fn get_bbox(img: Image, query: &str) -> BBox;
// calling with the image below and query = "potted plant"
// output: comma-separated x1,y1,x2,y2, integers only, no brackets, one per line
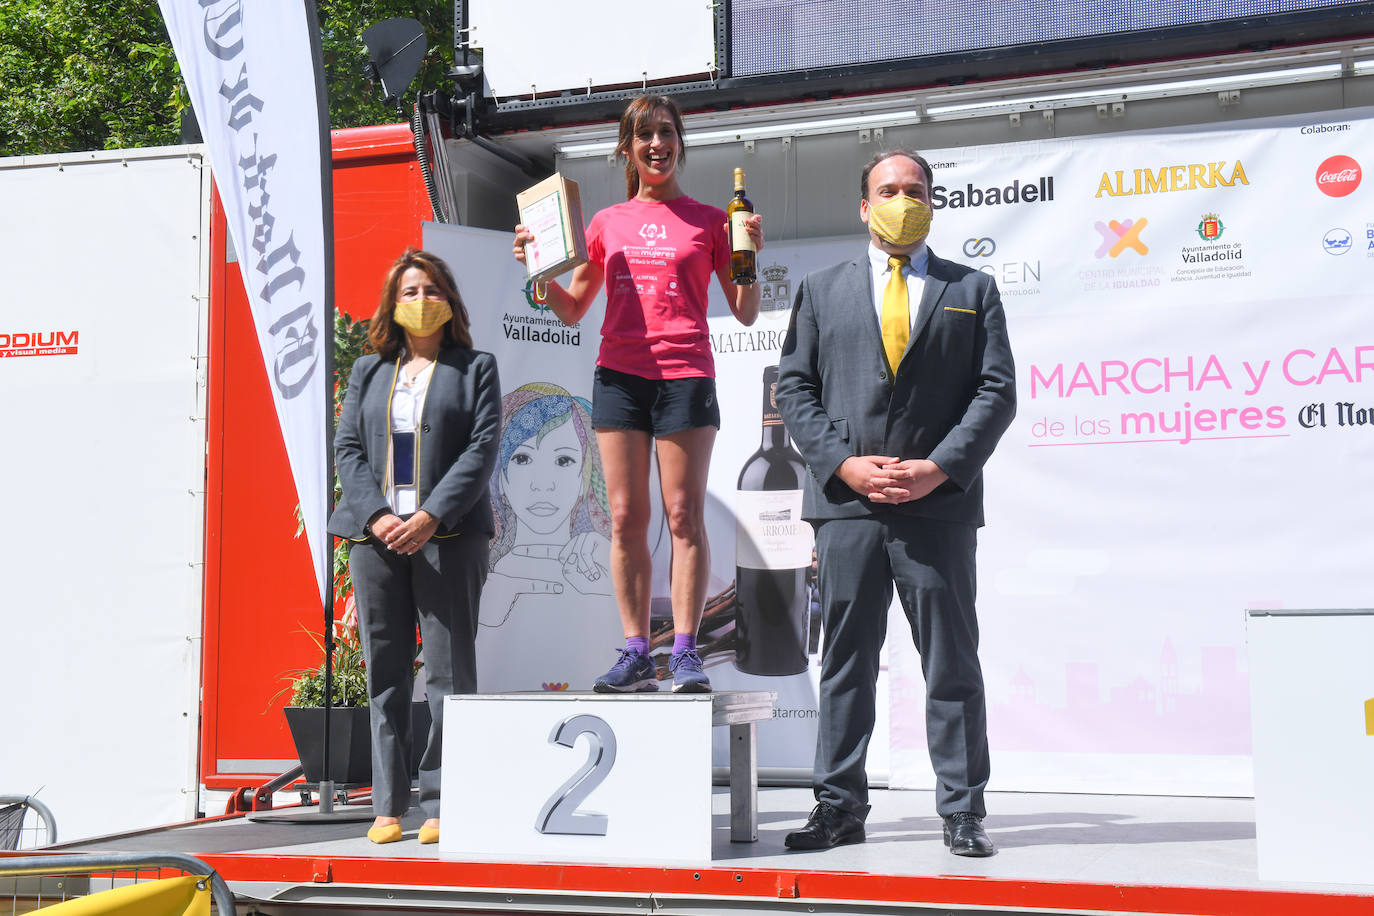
279,309,428,786
281,605,375,785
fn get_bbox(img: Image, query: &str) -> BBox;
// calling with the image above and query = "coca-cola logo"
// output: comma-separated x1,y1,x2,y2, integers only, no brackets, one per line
1315,155,1361,197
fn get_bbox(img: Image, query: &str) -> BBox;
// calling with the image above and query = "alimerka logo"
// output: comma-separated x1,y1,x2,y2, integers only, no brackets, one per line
0,329,79,358
1094,219,1148,258
1315,155,1361,198
1096,161,1249,197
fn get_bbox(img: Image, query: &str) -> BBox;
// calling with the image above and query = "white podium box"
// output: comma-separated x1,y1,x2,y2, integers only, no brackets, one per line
440,691,775,863
1247,608,1374,886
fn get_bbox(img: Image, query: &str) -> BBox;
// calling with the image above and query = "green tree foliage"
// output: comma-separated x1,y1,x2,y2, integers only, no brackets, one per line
0,1,185,155
0,0,456,157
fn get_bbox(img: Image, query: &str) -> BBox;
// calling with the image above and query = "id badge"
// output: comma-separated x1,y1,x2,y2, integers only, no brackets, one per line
392,430,416,487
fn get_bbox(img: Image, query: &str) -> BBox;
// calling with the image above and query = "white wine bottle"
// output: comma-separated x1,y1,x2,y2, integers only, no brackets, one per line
728,167,756,285
734,364,811,676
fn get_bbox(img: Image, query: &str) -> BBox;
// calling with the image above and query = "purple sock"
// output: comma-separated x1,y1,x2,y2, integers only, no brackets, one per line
672,634,697,655
626,636,650,656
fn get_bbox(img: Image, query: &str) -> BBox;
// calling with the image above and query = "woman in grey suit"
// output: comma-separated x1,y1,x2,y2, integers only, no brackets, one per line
329,249,501,845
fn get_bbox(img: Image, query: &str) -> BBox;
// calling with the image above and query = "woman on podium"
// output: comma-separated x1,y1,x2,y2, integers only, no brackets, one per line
329,249,501,845
513,95,763,694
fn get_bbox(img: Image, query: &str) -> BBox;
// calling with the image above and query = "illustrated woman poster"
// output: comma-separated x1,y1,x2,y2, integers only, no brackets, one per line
477,382,624,690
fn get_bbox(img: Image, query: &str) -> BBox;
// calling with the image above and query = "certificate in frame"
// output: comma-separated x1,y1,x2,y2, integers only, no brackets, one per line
517,173,588,284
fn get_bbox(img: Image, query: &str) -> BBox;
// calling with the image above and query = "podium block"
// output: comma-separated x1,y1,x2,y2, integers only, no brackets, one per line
1247,608,1374,885
440,691,774,863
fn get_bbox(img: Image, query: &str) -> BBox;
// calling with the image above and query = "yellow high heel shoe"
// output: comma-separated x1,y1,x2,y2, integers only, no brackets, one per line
417,823,440,845
367,823,403,844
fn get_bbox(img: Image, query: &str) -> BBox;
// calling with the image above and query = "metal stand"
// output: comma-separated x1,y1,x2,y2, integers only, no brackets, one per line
709,691,776,843
246,778,376,824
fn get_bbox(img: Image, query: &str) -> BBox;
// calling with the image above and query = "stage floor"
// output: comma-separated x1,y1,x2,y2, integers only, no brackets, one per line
44,787,1374,914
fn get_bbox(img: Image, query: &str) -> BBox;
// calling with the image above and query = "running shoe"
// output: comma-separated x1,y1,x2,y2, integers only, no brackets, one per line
669,649,711,693
592,649,659,693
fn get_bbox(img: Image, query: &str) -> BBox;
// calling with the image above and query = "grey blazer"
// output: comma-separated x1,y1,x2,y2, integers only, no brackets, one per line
328,348,502,541
775,247,1016,527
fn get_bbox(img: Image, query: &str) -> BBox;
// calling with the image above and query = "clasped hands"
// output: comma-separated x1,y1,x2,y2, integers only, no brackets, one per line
838,455,948,504
369,510,440,556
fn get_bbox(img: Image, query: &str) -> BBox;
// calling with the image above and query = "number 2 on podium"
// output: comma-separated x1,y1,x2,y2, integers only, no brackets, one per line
535,714,618,836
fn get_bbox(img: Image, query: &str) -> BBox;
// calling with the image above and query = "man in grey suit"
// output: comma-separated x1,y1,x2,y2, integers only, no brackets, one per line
775,150,1015,856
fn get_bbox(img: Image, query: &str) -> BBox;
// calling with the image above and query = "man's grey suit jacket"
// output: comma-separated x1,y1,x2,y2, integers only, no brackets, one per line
775,247,1016,527
328,347,502,541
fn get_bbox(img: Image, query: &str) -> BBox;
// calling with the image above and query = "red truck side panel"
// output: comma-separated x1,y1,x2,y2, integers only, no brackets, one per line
201,124,432,789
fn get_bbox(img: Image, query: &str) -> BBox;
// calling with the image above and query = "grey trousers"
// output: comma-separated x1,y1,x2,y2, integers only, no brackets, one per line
349,532,488,818
813,515,988,819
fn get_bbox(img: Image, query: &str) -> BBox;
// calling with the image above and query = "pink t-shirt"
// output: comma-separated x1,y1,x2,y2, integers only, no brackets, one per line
586,195,729,379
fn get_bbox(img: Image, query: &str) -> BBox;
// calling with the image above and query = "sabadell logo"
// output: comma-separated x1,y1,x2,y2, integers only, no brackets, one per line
1315,155,1361,198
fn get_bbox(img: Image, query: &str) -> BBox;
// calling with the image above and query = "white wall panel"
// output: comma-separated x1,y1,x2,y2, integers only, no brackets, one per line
470,0,716,98
0,147,208,841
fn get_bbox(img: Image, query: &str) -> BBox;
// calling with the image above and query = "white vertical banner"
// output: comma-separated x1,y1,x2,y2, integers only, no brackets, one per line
160,0,334,600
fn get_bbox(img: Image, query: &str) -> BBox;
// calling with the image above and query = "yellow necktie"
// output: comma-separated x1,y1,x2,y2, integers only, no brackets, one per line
881,255,910,376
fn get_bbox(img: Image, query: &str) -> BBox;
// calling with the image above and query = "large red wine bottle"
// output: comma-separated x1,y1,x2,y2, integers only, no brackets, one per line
734,364,811,675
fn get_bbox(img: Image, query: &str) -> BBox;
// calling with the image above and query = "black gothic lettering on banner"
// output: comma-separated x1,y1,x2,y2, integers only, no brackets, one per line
203,0,319,400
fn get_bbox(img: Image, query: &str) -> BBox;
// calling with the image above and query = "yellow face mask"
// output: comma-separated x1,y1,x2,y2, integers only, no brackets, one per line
866,195,932,247
394,298,453,336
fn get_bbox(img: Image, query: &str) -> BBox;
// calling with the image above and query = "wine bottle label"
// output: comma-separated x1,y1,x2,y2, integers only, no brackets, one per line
736,489,811,570
730,211,756,253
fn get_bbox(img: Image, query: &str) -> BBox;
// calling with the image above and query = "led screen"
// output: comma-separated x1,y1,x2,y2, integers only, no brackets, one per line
731,0,1369,77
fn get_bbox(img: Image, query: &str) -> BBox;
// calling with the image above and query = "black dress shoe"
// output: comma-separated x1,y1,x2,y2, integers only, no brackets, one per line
943,812,995,857
785,803,866,850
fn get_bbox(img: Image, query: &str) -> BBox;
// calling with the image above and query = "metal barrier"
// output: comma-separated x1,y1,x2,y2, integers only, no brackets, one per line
0,852,235,915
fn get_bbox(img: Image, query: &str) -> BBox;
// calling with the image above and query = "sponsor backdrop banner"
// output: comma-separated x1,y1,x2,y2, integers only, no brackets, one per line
890,110,1373,795
436,106,1371,792
160,0,334,600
